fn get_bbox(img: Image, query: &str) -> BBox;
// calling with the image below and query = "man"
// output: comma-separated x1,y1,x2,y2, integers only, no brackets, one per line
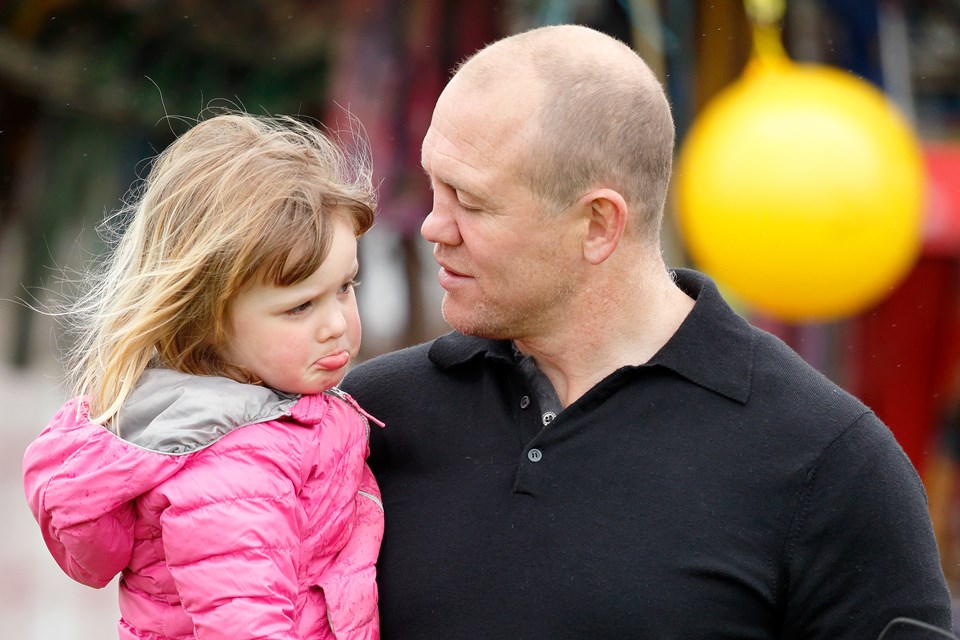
342,24,952,638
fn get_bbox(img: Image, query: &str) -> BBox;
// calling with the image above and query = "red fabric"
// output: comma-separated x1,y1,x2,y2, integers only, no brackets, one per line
849,257,960,476
849,145,960,476
922,144,960,256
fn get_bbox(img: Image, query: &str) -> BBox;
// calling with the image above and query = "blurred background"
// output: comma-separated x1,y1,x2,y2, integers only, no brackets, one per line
3,0,960,636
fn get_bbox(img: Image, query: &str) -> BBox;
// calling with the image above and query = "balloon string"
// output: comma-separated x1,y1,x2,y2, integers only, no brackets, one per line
743,0,790,67
751,23,789,65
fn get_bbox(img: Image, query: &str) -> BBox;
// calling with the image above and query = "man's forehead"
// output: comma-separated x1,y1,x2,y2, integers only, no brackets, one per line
420,127,486,196
423,85,538,162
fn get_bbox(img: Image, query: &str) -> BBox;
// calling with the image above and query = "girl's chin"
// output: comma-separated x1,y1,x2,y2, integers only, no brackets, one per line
304,375,347,395
269,375,343,396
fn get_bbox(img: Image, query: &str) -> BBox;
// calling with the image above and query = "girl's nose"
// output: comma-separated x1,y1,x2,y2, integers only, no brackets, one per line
318,307,347,341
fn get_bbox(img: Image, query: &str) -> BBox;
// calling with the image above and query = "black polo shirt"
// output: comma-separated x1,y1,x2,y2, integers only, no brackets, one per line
342,269,951,639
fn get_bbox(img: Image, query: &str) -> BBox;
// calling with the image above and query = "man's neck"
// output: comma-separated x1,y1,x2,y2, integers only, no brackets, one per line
513,267,694,408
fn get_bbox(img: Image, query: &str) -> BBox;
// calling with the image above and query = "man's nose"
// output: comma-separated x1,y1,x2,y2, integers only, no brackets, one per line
421,195,461,246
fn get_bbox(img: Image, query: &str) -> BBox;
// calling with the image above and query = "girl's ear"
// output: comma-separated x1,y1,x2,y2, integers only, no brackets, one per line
580,188,628,265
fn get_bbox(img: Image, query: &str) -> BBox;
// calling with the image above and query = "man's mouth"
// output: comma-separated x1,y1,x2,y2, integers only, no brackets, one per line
436,257,468,278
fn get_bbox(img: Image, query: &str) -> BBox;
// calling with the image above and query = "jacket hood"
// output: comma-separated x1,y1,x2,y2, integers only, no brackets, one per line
116,368,298,454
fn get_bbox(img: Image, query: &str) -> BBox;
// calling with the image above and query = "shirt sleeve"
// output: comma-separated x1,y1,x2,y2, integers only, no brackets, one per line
160,430,305,640
781,411,953,638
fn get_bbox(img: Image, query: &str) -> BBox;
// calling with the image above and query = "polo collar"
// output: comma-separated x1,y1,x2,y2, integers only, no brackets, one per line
427,268,755,404
648,269,755,404
429,332,514,368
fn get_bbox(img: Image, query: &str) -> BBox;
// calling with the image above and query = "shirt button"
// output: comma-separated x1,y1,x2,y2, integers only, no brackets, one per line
542,411,556,426
527,448,543,462
520,395,530,409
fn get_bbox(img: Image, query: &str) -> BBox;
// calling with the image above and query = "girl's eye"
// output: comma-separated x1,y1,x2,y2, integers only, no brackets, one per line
287,301,312,315
339,280,360,295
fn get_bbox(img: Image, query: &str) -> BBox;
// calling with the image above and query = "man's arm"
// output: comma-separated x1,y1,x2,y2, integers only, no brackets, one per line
781,412,952,638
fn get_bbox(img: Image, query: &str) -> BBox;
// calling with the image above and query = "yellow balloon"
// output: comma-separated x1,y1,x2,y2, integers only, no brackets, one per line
674,60,924,322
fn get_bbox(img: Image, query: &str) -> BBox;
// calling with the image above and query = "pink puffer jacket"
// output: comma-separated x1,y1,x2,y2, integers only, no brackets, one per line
22,369,383,639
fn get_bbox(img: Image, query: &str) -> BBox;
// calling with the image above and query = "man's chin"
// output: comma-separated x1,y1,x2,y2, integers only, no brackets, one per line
442,302,509,340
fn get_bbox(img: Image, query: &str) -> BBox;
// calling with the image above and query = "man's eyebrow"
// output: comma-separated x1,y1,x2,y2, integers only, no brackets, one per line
422,172,473,198
420,155,483,200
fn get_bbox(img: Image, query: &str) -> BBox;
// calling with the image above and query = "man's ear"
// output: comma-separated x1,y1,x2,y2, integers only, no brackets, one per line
581,189,628,265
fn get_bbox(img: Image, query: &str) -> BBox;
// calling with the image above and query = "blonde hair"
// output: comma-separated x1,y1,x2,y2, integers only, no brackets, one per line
66,112,375,426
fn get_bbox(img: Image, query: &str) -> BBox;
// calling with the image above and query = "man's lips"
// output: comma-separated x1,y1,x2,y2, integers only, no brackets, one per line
435,256,472,285
436,264,471,289
441,265,468,277
314,351,350,371
436,257,467,277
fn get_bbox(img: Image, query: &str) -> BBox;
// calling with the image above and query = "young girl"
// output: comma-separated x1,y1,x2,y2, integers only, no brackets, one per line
22,112,384,639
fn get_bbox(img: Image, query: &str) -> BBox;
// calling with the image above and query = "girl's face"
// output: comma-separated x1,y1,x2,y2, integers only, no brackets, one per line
221,218,362,395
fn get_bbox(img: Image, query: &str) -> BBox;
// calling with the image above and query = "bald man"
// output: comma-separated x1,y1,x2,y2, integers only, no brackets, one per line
342,24,951,639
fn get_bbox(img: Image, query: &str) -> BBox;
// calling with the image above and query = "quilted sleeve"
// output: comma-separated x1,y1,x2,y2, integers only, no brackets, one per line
160,423,305,640
22,398,184,588
316,463,383,640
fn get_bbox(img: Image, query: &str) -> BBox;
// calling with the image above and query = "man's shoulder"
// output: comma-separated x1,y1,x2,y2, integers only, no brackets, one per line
743,325,875,438
346,331,505,384
343,338,441,393
341,336,467,424
341,340,434,380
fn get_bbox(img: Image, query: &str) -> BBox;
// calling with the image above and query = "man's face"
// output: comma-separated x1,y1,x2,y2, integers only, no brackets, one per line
420,74,580,340
220,218,362,394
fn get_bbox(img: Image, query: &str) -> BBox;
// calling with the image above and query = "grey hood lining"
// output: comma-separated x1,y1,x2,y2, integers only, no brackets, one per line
114,368,299,455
